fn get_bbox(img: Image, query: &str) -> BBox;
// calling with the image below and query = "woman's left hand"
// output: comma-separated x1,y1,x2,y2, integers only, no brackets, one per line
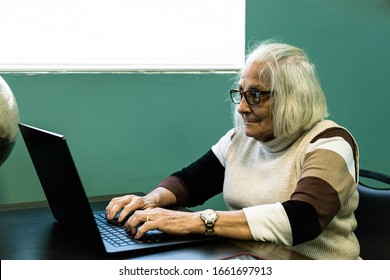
124,208,203,239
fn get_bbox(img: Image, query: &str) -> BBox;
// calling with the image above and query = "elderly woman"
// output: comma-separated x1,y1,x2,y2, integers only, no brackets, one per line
106,41,360,260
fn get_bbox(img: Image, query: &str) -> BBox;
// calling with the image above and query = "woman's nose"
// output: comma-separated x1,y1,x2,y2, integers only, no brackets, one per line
237,96,251,114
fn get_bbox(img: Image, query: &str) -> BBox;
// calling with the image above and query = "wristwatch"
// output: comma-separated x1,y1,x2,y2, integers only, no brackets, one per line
200,209,219,236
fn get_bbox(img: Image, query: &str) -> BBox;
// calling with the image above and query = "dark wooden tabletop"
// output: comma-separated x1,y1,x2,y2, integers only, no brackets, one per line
0,198,310,260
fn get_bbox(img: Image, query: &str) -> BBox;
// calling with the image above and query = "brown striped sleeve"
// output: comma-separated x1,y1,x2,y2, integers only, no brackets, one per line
291,127,358,230
283,127,358,245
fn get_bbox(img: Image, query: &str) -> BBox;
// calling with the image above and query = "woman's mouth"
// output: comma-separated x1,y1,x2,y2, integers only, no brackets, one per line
245,119,259,124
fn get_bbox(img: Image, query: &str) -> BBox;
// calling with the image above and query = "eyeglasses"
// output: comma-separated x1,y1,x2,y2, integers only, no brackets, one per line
229,89,272,105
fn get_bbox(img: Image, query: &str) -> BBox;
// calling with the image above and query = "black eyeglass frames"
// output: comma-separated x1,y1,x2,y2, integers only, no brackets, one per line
229,89,272,105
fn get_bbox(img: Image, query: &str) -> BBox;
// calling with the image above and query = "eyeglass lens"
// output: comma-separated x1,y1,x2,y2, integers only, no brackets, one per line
230,90,263,105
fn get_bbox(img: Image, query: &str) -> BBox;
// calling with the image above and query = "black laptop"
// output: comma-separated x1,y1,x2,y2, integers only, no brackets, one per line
18,123,213,255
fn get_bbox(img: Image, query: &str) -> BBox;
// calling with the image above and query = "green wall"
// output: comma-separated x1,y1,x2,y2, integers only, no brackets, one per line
1,0,390,208
0,73,234,208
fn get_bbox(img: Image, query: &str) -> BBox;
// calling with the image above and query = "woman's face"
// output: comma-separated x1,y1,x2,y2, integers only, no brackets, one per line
237,62,275,142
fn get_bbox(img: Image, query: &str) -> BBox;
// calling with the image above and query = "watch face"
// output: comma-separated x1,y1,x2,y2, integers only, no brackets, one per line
203,209,217,220
201,209,218,236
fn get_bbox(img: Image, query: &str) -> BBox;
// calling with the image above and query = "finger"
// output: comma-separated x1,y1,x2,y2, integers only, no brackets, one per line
105,195,133,220
134,221,157,239
105,198,120,220
105,197,119,217
118,195,149,222
124,210,150,236
117,202,138,223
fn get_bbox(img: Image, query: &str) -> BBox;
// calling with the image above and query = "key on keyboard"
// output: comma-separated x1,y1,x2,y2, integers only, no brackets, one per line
94,213,138,247
94,213,161,247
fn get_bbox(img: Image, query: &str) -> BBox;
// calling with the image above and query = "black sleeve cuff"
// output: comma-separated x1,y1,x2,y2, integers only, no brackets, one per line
282,200,322,245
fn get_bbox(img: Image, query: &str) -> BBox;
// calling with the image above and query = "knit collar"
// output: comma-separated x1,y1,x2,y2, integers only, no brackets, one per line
259,129,305,153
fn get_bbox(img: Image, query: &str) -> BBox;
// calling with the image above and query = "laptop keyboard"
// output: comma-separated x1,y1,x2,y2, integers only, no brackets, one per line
94,213,154,247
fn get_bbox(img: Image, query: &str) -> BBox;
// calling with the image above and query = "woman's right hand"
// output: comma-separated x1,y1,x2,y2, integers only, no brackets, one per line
105,194,157,224
105,187,177,224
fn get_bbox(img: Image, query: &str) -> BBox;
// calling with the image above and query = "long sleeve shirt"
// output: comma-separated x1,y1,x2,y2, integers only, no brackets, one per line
157,120,360,260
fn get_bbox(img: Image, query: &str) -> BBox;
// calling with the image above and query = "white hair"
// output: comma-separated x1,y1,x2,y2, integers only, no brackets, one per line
233,40,328,137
